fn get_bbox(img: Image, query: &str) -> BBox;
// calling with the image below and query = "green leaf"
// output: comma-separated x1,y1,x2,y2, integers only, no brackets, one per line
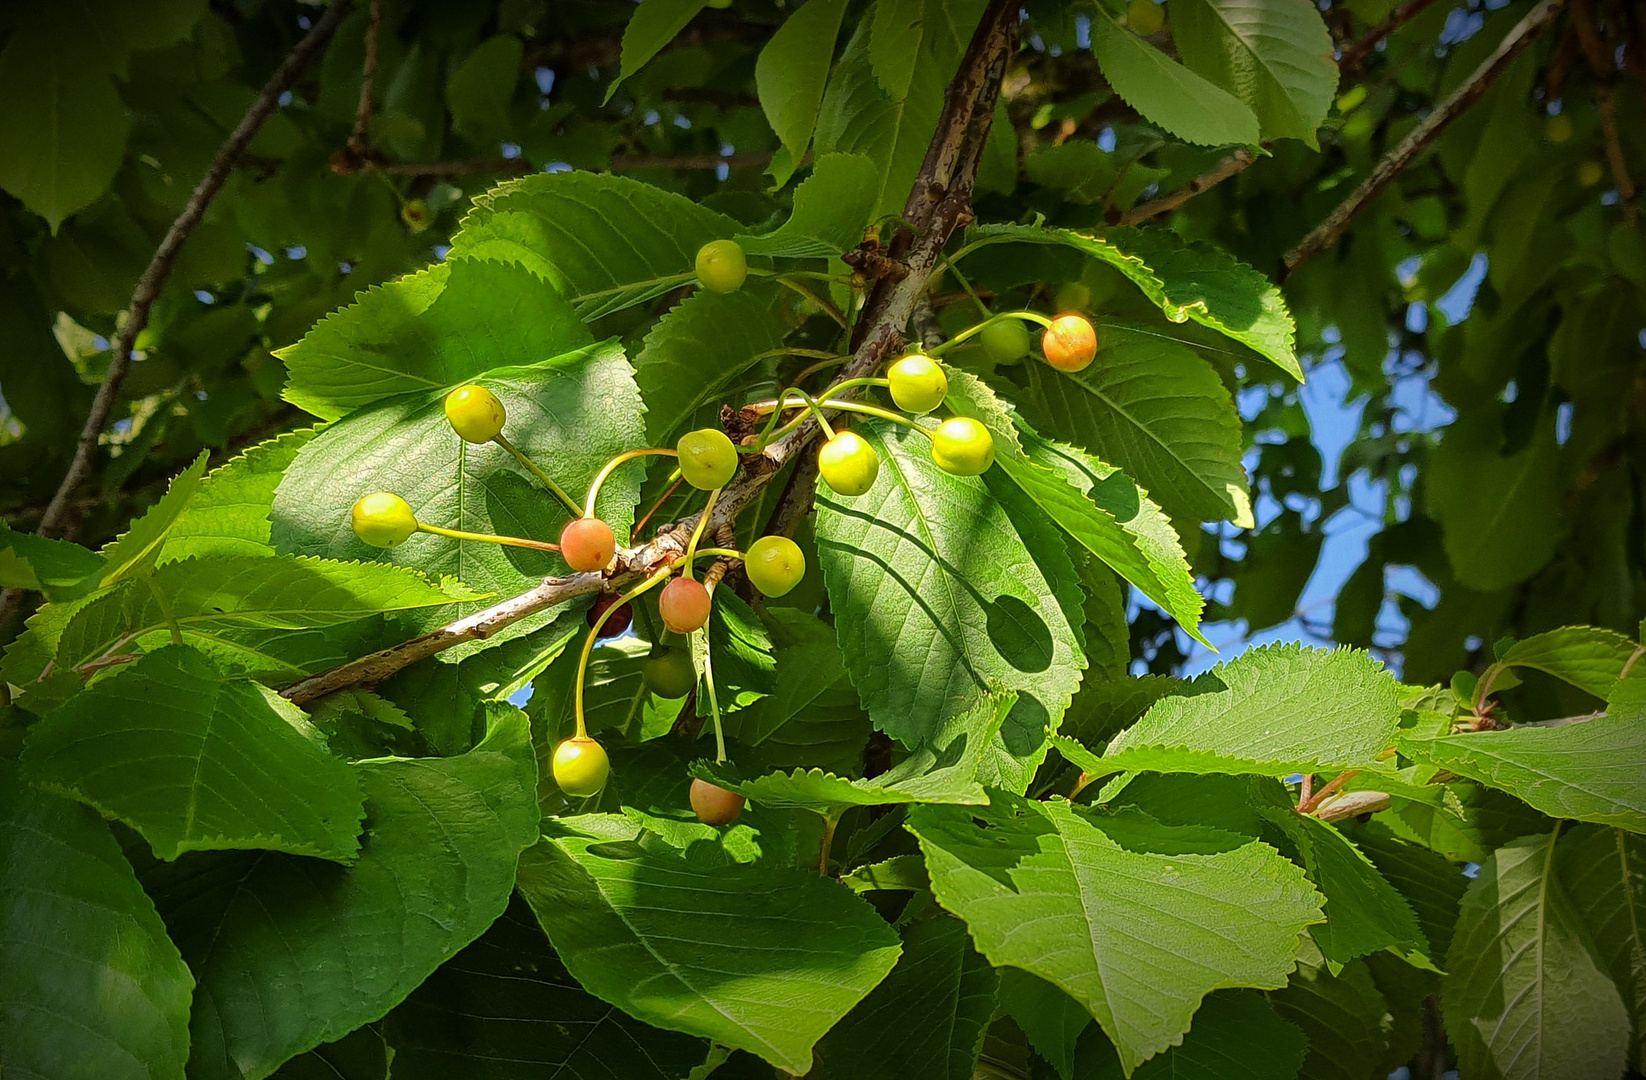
50,554,480,675
140,705,540,1080
1088,7,1260,148
696,589,778,714
1495,625,1643,701
815,2,989,218
1443,831,1631,1080
821,913,999,1080
1352,822,1470,961
0,520,105,599
1077,989,1308,1080
0,760,194,1080
813,421,1086,747
0,28,130,228
738,153,878,258
604,0,711,104
998,969,1092,1080
1063,672,1181,748
163,428,323,563
1557,824,1646,1070
1170,0,1338,146
756,0,851,174
446,35,523,142
276,258,592,421
1015,325,1251,526
517,814,903,1073
267,1026,387,1080
1097,644,1401,779
97,450,210,584
907,792,1322,1074
1265,938,1393,1080
1400,681,1646,834
942,369,1206,639
868,0,926,99
965,223,1300,379
272,344,645,631
22,645,364,863
451,172,741,320
719,610,873,776
384,896,710,1079
691,691,1014,816
1259,807,1428,964
633,286,787,444
1425,409,1563,591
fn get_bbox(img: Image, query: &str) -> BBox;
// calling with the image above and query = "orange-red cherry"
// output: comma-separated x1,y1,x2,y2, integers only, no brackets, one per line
659,577,712,634
690,779,746,826
560,517,616,572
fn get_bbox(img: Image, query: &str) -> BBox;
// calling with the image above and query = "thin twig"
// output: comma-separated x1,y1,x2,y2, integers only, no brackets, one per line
346,0,382,161
280,2,1020,707
1282,0,1567,278
1338,0,1446,72
1572,0,1638,222
1116,148,1256,225
0,0,355,637
368,157,533,177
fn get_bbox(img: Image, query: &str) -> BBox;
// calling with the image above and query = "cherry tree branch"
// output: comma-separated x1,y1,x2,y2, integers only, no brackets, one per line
279,0,1021,706
346,0,382,161
1282,0,1566,278
0,0,354,638
1338,0,1445,73
1116,147,1256,225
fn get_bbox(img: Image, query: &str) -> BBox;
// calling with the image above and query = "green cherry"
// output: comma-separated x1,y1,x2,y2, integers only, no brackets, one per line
887,353,948,413
552,736,610,797
641,648,697,699
745,535,806,597
677,428,739,490
980,320,1032,363
560,517,617,572
818,430,879,496
931,417,995,476
351,492,418,547
690,778,746,826
1127,0,1165,34
694,239,748,293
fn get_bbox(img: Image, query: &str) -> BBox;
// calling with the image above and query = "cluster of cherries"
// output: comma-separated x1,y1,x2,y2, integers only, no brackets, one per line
348,238,1100,826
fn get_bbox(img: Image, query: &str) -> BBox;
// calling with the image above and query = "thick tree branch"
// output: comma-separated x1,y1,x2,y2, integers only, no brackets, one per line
280,1,1021,706
1282,0,1566,278
0,0,354,638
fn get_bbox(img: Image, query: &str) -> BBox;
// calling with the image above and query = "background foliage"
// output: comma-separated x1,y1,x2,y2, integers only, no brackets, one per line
2,0,1645,1078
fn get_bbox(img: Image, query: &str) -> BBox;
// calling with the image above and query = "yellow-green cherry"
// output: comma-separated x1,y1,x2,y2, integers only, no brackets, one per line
351,492,418,547
745,535,806,597
444,384,506,443
694,239,748,293
1128,0,1165,34
818,430,879,496
887,353,948,413
552,736,610,797
677,428,738,490
931,417,995,476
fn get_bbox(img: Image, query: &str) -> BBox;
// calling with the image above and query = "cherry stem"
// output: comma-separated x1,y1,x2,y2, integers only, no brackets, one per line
818,813,839,876
1298,770,1360,816
700,582,728,764
691,546,746,561
771,275,848,328
681,488,721,575
146,577,183,646
945,261,992,317
929,310,1055,357
631,475,685,542
416,522,560,552
790,354,855,385
493,433,581,516
574,568,673,739
570,271,695,305
585,448,679,518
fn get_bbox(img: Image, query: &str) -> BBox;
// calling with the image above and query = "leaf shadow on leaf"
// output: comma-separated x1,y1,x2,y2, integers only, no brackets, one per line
815,501,1055,677
1003,693,1052,755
